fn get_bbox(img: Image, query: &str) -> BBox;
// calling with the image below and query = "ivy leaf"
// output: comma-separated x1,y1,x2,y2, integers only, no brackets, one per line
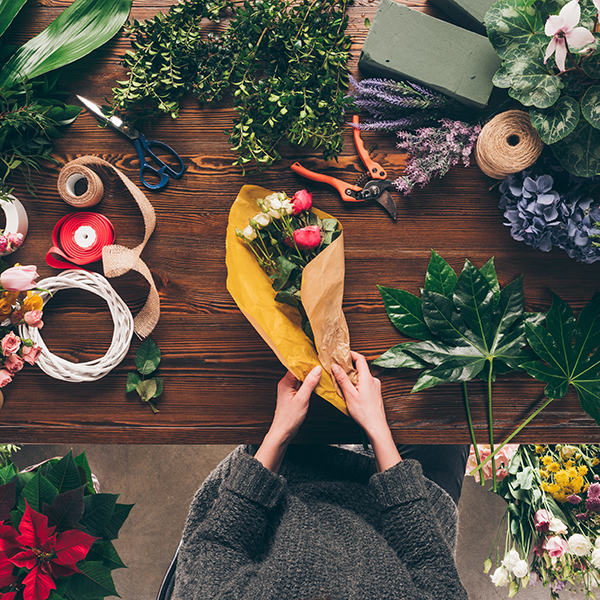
522,293,600,425
581,85,600,130
134,338,161,375
530,96,580,144
552,119,600,177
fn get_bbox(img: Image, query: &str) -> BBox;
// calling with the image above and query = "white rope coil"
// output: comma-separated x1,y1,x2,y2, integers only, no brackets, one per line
19,270,134,382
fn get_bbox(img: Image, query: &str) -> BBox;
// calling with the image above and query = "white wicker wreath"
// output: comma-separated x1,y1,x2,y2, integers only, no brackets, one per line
18,269,134,382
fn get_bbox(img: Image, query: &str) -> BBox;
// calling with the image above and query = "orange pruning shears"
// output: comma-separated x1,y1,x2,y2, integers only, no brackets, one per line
291,115,397,220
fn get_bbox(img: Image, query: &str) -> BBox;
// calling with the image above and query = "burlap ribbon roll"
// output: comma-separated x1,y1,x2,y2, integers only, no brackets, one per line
57,163,104,207
58,156,160,339
475,110,544,179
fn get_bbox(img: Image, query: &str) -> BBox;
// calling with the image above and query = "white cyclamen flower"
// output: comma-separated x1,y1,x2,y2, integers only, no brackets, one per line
568,533,592,556
242,225,257,241
512,559,529,579
502,549,521,571
252,213,272,228
490,566,511,587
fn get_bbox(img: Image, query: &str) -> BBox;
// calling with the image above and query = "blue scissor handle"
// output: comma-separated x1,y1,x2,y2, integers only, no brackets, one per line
133,135,185,190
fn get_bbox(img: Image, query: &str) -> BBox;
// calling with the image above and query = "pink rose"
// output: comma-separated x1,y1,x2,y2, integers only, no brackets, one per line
9,310,22,325
0,369,12,388
291,189,312,215
21,344,42,366
4,354,23,374
535,509,550,531
544,536,569,558
0,265,38,291
24,310,43,329
0,237,8,254
1,332,20,356
7,233,23,250
293,225,321,250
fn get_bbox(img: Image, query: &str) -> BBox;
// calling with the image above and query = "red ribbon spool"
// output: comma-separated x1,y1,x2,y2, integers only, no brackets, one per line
46,212,115,270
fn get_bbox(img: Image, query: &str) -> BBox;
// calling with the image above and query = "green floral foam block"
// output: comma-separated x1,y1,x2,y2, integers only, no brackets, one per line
358,0,501,110
428,0,495,35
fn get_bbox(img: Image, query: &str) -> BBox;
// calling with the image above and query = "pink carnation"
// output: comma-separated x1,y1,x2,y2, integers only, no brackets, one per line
291,189,312,215
1,332,20,356
21,344,42,366
24,310,43,329
293,225,321,250
4,354,23,374
0,369,12,388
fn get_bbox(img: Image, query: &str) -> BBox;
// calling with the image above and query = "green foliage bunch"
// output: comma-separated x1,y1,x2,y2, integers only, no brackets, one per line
485,0,600,177
112,0,353,170
126,338,163,413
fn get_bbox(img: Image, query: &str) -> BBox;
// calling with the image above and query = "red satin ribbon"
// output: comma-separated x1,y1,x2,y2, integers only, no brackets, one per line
46,212,115,270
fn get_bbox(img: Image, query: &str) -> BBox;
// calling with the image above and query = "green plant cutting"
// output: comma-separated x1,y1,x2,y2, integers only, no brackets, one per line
486,0,600,177
111,0,353,171
374,251,600,490
126,337,163,413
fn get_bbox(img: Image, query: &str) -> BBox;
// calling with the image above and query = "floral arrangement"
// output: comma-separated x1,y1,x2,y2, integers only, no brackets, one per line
499,152,600,264
235,189,340,340
466,444,520,484
0,265,45,389
0,450,132,600
486,444,600,598
0,233,23,257
485,0,600,178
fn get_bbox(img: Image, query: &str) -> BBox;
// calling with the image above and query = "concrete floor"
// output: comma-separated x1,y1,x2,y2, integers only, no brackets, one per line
10,445,588,600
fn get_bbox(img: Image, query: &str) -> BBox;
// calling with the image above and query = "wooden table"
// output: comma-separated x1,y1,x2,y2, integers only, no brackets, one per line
2,0,598,445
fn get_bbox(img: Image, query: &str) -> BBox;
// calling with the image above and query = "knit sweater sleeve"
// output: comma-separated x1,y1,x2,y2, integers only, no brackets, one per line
173,450,285,600
370,459,468,600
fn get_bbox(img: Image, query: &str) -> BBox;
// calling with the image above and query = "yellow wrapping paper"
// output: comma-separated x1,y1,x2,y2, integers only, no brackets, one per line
226,184,355,415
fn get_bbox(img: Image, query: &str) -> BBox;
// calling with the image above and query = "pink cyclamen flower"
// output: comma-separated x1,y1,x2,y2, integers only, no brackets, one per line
21,345,42,366
544,0,595,72
544,536,569,558
24,309,43,329
291,190,313,215
4,355,23,374
0,332,20,357
534,509,551,531
0,370,12,388
0,265,38,292
293,225,322,250
7,233,23,250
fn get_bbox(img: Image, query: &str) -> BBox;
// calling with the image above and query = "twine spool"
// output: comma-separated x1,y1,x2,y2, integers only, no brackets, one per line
475,110,544,179
57,164,104,207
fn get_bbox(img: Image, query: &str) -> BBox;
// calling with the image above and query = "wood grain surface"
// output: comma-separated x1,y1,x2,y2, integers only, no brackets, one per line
2,0,599,444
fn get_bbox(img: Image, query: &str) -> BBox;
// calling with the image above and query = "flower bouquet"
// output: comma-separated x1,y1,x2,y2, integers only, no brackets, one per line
486,444,600,598
226,185,356,414
0,450,132,600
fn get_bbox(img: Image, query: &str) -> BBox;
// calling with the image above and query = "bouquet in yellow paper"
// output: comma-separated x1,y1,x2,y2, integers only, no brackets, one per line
226,185,355,414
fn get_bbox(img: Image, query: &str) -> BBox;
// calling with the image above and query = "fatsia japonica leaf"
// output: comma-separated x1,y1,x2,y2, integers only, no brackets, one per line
522,293,600,424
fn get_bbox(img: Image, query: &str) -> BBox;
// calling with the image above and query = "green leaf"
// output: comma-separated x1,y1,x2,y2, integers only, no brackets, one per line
0,0,28,37
136,379,157,402
125,372,141,393
87,540,127,570
152,377,163,399
47,450,82,493
0,0,133,89
102,502,133,540
135,338,161,375
67,561,119,599
377,285,431,341
479,257,500,307
552,119,600,177
74,451,96,495
424,250,457,298
581,85,600,130
271,256,297,292
81,493,118,537
530,96,580,144
18,471,58,515
42,486,85,530
0,479,16,522
274,288,300,307
523,293,600,424
372,343,428,369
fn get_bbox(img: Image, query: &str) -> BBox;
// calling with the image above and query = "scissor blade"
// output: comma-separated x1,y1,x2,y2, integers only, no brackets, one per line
77,95,134,138
375,190,397,220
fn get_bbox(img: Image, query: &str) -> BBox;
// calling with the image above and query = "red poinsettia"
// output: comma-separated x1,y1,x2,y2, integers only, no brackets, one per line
0,501,97,600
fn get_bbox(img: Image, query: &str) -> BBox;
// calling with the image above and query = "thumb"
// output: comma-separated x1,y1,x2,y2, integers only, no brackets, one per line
332,364,356,398
296,365,322,401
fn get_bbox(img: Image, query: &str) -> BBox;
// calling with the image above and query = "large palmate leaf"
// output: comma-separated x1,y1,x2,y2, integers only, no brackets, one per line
530,96,580,144
374,252,536,392
552,119,600,177
0,0,132,89
522,293,600,425
0,0,28,38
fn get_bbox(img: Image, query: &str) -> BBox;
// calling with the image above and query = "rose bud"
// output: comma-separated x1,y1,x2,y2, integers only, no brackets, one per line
22,344,42,365
291,189,313,215
0,265,38,291
0,369,12,388
7,233,23,249
0,237,8,254
24,310,43,329
293,225,321,250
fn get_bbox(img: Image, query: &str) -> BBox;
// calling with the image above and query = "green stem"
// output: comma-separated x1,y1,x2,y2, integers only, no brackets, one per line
462,382,485,486
470,397,555,476
488,363,496,492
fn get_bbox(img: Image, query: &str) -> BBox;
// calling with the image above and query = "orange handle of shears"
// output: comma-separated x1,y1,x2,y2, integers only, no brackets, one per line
352,115,387,180
290,162,364,202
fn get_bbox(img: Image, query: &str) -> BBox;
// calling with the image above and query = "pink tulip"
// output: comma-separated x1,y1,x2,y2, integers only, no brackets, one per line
544,536,569,558
1,332,20,357
0,369,12,388
293,225,321,250
21,345,42,366
4,354,23,374
24,310,43,329
534,509,550,531
0,265,38,292
291,189,313,215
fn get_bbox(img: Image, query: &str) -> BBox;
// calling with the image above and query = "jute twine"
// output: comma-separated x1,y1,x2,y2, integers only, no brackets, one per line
57,164,104,208
475,110,544,179
58,156,160,339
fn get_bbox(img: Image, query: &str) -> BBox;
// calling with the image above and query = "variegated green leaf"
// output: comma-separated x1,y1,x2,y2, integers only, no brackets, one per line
581,85,600,129
530,96,580,144
552,119,600,177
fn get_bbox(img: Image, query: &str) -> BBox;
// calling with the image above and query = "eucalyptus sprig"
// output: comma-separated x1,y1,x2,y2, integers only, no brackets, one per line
125,338,163,413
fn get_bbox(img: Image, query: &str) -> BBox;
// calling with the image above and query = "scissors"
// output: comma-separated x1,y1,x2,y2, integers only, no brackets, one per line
291,115,399,220
77,95,185,190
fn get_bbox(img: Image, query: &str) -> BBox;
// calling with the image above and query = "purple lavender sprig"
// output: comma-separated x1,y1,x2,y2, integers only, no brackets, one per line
347,76,465,131
393,119,480,195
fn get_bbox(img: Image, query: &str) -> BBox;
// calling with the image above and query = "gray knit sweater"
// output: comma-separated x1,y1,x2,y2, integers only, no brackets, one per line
172,445,468,600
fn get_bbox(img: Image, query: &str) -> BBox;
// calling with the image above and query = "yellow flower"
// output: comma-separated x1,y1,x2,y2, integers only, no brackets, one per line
571,476,584,494
555,471,570,486
548,462,561,473
567,467,578,479
542,456,553,465
542,481,551,492
22,291,43,313
566,460,575,469
549,483,561,494
535,445,546,454
593,458,600,466
539,469,550,479
578,465,589,476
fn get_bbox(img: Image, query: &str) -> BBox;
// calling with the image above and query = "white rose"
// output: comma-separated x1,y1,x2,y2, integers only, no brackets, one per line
281,199,294,215
512,559,529,578
561,445,577,460
268,209,283,219
491,566,511,587
502,549,521,571
591,548,600,568
252,213,271,228
268,198,282,210
242,225,257,241
264,193,279,203
568,533,592,556
595,537,600,549
549,517,567,535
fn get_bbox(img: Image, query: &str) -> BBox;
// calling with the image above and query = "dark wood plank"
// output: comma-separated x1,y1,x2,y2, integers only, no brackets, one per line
1,0,598,444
